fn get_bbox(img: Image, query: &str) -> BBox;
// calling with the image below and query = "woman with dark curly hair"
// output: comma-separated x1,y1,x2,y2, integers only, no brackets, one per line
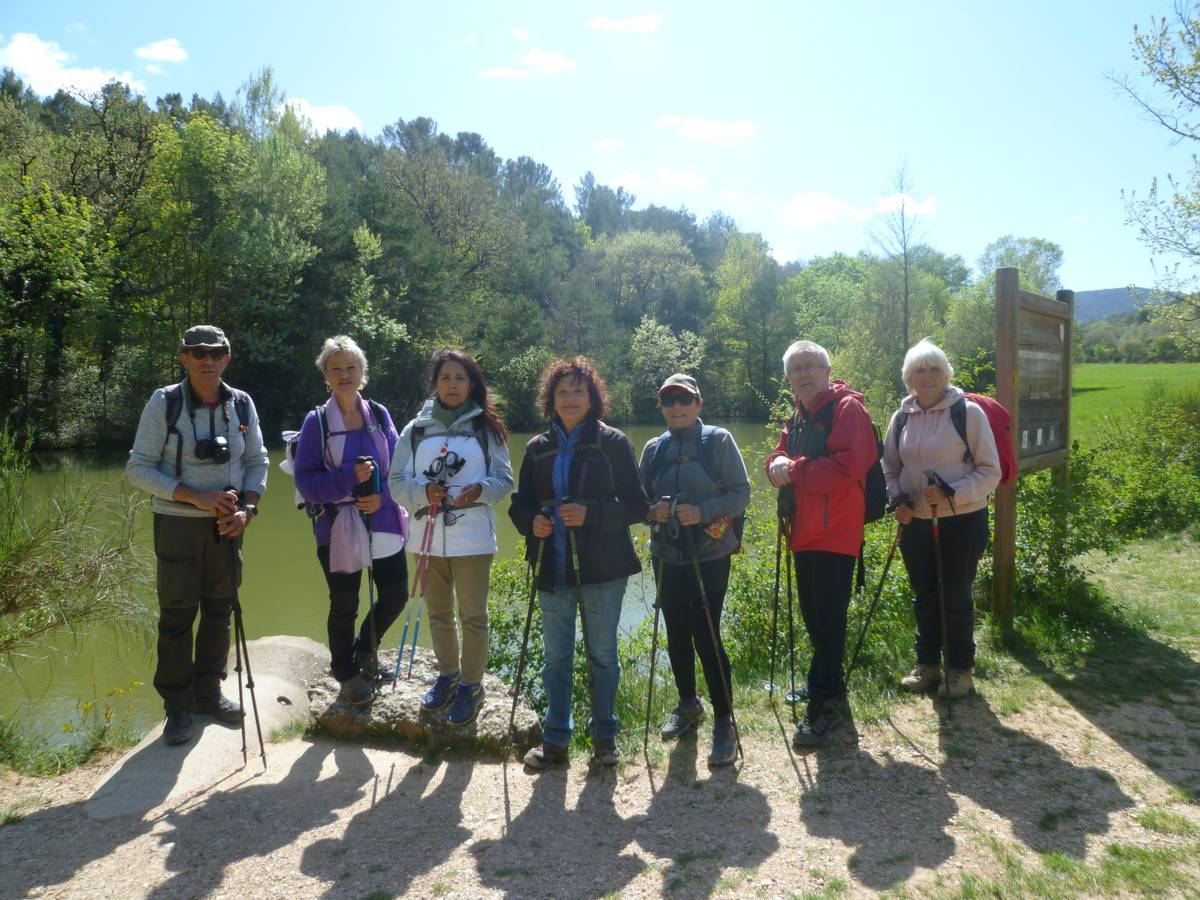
509,357,650,769
389,349,513,726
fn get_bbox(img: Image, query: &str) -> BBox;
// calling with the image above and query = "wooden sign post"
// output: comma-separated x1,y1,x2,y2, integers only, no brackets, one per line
992,267,1074,622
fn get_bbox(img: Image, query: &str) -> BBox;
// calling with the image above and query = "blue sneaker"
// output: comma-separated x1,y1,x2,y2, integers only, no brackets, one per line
447,682,485,726
421,672,460,711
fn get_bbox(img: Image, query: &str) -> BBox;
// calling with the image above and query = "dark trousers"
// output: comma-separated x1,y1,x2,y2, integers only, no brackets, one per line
317,545,409,682
900,507,989,671
656,555,733,717
153,514,240,713
793,550,856,703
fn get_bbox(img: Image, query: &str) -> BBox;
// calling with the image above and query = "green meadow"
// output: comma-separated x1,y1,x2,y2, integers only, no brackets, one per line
1071,362,1200,445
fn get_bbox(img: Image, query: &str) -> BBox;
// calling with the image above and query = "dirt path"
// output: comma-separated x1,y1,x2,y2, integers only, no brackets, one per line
3,676,1199,899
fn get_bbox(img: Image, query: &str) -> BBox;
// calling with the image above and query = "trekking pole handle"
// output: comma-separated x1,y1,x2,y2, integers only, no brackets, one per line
352,456,381,496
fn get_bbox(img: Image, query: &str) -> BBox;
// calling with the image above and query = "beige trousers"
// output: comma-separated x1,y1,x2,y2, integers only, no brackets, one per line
422,554,493,684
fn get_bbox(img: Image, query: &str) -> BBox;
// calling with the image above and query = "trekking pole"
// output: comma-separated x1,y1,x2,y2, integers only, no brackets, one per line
508,531,546,735
768,516,783,698
394,512,436,688
226,536,266,770
925,470,952,721
844,522,905,681
642,553,664,752
231,595,247,765
355,457,381,680
784,523,798,724
564,502,600,747
682,519,743,761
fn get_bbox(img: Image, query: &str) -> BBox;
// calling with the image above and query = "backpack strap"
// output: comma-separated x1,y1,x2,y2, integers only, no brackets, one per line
949,397,973,464
163,382,186,478
892,410,909,450
696,425,724,488
230,389,251,435
647,430,674,486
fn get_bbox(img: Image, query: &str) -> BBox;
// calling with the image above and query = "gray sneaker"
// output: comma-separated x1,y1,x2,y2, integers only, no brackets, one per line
707,715,738,767
660,697,706,740
339,674,374,707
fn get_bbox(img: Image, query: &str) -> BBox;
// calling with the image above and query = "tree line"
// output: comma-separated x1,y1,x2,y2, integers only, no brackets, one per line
1,66,1067,448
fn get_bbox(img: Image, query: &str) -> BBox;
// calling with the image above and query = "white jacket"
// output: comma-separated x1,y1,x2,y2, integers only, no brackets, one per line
389,399,514,556
882,386,1001,519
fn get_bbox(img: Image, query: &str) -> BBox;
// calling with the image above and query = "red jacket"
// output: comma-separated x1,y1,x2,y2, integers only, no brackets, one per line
765,381,877,557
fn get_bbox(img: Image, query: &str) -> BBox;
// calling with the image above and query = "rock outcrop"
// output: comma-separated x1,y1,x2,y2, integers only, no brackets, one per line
310,646,541,753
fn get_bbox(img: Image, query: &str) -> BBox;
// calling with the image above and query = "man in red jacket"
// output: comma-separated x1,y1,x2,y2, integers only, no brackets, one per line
766,340,878,747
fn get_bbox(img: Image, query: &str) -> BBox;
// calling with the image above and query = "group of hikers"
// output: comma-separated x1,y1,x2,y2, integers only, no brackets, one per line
126,324,1001,770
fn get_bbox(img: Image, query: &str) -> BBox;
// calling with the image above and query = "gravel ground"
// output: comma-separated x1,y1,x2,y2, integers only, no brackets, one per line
2,684,1199,899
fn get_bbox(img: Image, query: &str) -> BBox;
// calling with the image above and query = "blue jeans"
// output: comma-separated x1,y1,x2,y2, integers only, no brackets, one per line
538,577,626,746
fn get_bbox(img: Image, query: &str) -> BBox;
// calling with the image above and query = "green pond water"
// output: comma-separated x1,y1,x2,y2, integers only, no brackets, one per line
3,422,772,743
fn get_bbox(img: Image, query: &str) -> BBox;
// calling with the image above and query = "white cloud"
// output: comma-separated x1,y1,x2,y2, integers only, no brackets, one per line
594,137,623,153
653,115,760,147
658,167,704,190
65,22,86,34
587,13,663,34
144,63,163,75
510,26,531,41
778,191,937,230
519,48,575,74
0,32,145,95
480,47,576,80
464,34,476,44
282,98,363,134
1069,215,1089,223
135,37,186,63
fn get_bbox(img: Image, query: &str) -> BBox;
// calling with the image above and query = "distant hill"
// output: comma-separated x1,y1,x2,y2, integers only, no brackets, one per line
1073,287,1155,324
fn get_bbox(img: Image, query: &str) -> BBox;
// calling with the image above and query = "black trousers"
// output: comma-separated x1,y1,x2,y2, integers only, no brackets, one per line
899,507,989,671
656,555,733,717
793,550,857,703
317,544,409,682
153,514,240,713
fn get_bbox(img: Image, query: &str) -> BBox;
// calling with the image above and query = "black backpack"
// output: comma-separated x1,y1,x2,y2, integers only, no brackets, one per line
163,381,251,478
648,425,747,547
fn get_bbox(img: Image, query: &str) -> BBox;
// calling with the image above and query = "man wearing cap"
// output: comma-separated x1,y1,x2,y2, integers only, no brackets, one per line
126,325,270,745
765,341,878,748
639,374,750,766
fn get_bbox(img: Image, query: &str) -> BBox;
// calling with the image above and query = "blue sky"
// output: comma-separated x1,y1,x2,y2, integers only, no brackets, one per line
1,1,1186,290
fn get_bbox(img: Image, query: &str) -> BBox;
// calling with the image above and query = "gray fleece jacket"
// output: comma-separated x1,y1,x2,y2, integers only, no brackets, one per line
126,380,270,517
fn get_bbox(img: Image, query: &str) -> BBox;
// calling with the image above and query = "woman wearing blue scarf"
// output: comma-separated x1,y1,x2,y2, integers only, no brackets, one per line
509,357,649,770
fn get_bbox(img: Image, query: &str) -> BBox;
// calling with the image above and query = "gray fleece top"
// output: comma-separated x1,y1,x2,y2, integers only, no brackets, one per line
126,380,270,517
639,419,751,564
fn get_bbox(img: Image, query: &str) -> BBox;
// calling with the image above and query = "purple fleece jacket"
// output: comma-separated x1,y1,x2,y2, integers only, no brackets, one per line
294,402,405,547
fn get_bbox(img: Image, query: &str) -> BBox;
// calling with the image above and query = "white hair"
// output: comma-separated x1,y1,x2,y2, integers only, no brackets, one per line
901,339,954,391
782,340,831,375
316,335,369,386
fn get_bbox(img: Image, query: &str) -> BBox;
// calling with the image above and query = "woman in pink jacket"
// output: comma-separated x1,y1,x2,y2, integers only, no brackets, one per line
882,340,1001,700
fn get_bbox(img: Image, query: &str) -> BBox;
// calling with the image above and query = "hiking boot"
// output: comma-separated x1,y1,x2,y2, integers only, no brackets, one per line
590,738,621,767
900,663,942,693
421,672,460,711
660,697,705,740
339,674,375,707
523,742,568,770
447,682,485,726
192,694,243,723
785,684,810,704
707,715,738,768
792,700,843,748
163,709,193,745
938,668,973,699
356,648,395,683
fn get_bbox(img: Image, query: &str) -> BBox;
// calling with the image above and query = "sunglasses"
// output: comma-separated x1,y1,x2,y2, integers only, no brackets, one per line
184,346,229,361
659,393,696,408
